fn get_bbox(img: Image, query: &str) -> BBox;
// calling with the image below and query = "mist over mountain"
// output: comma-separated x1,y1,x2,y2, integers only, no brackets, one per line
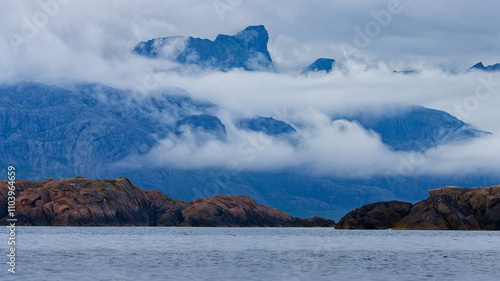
2,14,500,220
469,62,500,72
237,116,296,136
133,25,274,71
337,106,487,151
1,80,498,219
303,58,337,74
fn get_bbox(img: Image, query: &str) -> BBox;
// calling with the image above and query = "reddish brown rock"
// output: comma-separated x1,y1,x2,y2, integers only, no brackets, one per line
335,201,412,229
0,177,161,226
295,216,336,227
181,195,299,227
394,186,500,230
336,185,500,230
0,177,334,227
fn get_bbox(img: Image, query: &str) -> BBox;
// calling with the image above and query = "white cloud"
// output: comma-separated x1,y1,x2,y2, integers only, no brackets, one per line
2,0,500,178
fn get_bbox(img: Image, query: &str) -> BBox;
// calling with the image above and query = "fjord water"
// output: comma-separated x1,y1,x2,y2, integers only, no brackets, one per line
4,227,499,281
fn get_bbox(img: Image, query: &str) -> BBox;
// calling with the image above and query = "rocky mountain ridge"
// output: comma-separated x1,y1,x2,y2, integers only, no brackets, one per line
468,62,500,72
133,25,274,71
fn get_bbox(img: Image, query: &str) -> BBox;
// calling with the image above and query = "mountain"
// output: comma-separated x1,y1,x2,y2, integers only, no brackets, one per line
303,58,336,74
0,177,334,227
0,82,214,177
133,25,274,71
336,106,487,151
176,114,227,142
392,70,418,75
237,116,296,135
468,62,500,72
0,82,496,220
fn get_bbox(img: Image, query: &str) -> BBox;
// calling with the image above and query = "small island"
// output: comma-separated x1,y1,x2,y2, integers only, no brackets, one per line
336,185,500,230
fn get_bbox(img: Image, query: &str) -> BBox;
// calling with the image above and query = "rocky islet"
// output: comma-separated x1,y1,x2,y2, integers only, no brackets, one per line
336,185,500,230
0,177,335,227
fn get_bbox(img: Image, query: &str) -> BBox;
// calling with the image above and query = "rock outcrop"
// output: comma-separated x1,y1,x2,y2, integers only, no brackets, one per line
0,177,335,227
182,195,297,227
394,186,500,230
335,201,412,229
295,216,337,227
337,185,500,230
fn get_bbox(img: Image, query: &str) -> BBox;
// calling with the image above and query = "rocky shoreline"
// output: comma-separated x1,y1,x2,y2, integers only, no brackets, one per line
0,177,334,227
2,177,499,229
336,185,500,230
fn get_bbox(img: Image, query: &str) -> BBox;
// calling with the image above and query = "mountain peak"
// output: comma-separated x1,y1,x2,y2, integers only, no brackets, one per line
133,25,273,71
235,25,269,48
303,58,336,74
240,25,267,34
472,62,485,69
469,61,500,72
244,25,266,31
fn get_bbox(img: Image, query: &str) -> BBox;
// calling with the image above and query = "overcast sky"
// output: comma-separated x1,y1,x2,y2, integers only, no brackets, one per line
1,0,500,178
1,0,499,74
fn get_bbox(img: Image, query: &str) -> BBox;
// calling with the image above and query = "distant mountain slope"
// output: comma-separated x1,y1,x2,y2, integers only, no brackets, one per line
133,25,274,71
303,58,336,74
0,82,214,177
175,114,227,142
468,62,500,72
336,106,487,151
237,116,296,135
392,70,418,75
0,82,494,220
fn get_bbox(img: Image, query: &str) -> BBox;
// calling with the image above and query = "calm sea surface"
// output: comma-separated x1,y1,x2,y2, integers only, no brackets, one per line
2,227,499,280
